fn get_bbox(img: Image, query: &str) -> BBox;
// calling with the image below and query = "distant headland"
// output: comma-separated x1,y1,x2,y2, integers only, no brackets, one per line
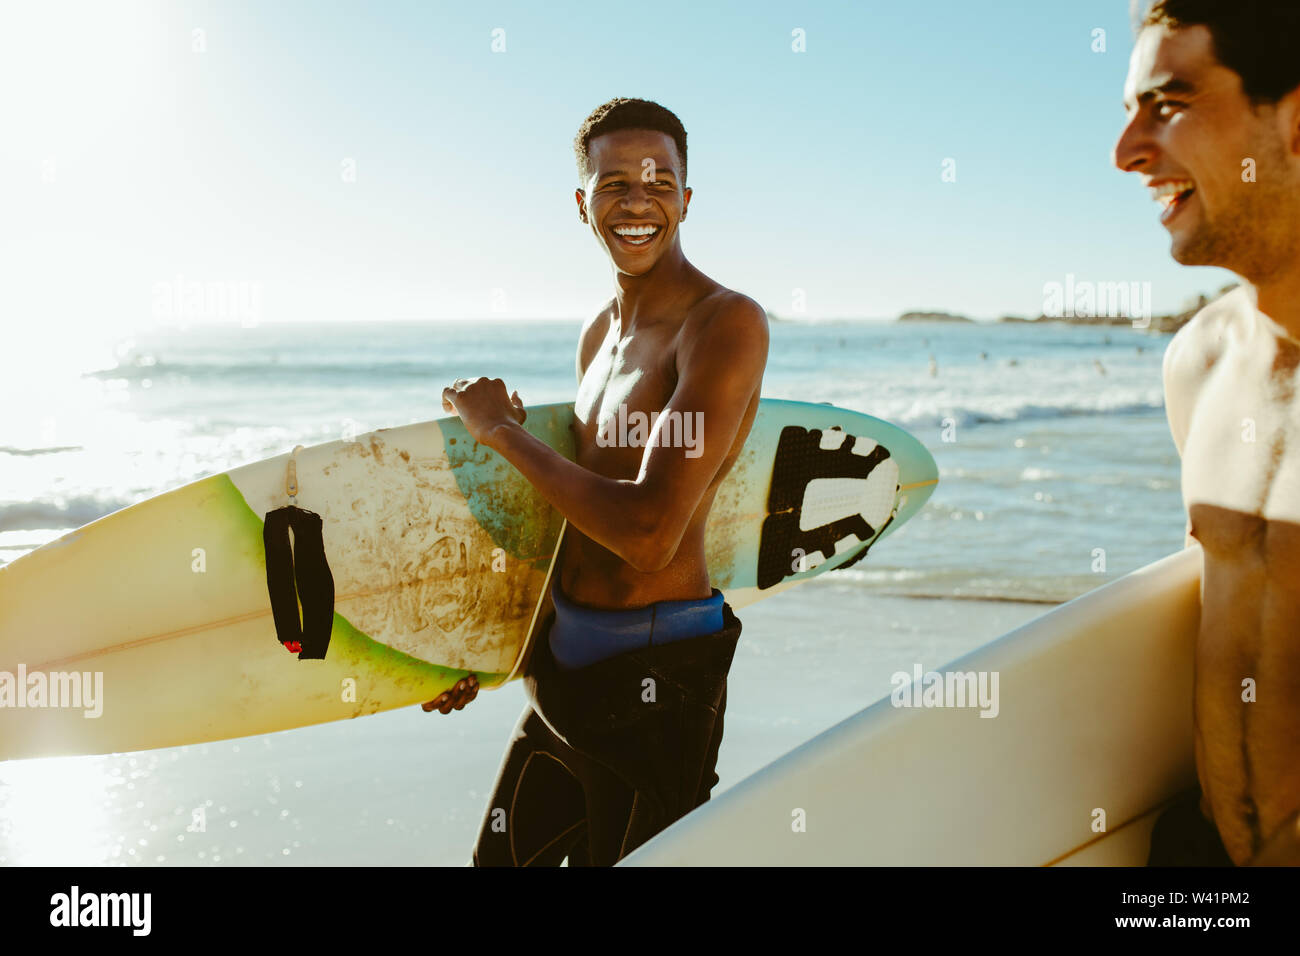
894,283,1240,333
896,311,975,324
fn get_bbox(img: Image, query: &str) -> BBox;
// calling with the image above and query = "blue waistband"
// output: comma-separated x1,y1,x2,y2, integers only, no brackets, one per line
547,578,726,670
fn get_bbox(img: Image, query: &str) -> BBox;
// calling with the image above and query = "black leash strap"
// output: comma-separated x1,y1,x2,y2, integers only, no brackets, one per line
263,506,335,660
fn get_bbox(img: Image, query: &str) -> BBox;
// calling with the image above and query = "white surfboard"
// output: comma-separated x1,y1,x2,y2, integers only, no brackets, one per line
0,400,937,760
620,547,1202,866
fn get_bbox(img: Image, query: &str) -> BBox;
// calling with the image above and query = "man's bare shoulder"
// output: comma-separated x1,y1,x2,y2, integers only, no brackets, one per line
711,289,769,324
1165,286,1248,382
1163,286,1249,453
680,289,769,359
576,299,616,380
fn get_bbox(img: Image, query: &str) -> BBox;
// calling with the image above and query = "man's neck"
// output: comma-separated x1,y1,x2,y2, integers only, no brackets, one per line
1249,257,1300,342
612,245,698,328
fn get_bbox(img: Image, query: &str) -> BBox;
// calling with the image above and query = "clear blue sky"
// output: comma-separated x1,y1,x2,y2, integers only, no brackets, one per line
3,0,1236,335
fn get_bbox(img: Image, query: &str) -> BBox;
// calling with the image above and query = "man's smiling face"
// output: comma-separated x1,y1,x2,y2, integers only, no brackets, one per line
578,128,691,275
1113,24,1299,280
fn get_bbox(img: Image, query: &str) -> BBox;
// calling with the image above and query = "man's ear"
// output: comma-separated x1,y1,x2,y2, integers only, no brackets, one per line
574,187,588,222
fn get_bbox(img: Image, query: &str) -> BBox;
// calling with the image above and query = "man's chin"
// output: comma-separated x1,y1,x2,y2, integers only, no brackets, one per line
612,256,658,276
1169,242,1206,266
1168,231,1219,268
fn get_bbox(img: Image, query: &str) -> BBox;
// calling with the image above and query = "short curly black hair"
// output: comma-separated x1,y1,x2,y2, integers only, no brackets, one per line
573,98,688,186
1134,0,1300,105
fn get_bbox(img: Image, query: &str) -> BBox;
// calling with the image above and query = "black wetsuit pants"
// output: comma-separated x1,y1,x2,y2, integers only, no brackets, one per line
1147,788,1234,866
471,603,742,866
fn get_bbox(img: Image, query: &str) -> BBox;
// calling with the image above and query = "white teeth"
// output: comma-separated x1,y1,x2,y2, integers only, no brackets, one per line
613,225,659,236
1149,180,1195,207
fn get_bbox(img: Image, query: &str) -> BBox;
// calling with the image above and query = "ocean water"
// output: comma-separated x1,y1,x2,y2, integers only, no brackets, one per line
1,318,1185,599
0,317,1187,865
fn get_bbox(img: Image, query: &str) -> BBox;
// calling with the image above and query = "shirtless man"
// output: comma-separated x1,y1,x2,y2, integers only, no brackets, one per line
1113,1,1300,865
427,98,769,865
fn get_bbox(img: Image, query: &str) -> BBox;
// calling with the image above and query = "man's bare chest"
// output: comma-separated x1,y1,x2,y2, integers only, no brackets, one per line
1182,343,1300,550
574,327,679,475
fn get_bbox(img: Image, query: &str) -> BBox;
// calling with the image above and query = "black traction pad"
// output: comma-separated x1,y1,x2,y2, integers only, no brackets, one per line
757,425,898,590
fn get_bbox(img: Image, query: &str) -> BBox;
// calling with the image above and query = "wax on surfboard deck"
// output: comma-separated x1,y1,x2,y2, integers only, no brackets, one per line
620,547,1202,866
0,399,937,761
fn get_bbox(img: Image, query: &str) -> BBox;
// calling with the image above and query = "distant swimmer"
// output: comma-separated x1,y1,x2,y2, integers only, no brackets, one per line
928,354,938,378
1094,359,1108,375
979,351,989,361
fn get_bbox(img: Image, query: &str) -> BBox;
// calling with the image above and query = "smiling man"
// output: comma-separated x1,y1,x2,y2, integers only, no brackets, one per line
1113,0,1300,865
429,98,769,866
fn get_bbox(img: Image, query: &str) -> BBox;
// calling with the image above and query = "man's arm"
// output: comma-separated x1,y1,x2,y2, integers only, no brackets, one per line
1164,294,1240,547
457,297,768,572
1162,329,1198,548
1248,808,1300,865
1162,330,1194,458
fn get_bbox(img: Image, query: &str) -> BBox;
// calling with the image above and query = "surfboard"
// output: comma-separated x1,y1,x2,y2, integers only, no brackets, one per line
620,547,1201,866
0,399,937,761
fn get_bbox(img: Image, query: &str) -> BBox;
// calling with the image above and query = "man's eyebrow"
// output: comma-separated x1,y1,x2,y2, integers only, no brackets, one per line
1128,77,1196,108
596,168,677,181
